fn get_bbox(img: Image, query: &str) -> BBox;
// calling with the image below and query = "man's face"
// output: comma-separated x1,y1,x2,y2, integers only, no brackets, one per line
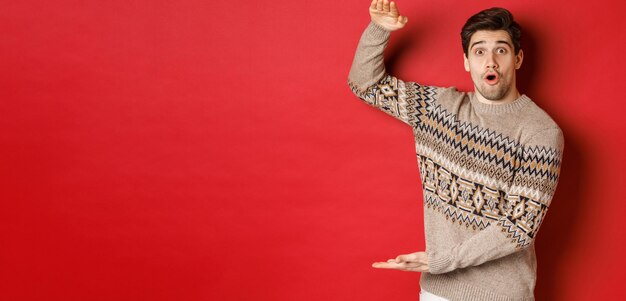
464,30,524,101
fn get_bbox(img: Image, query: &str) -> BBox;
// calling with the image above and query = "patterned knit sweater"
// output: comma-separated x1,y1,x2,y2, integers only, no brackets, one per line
347,22,564,301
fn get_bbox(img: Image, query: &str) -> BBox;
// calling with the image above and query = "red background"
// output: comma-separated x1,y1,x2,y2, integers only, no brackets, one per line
2,0,625,300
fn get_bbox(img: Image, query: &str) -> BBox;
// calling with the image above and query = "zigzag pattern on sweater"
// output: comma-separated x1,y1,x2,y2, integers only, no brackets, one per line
347,74,437,128
348,73,562,249
414,104,522,185
509,146,562,204
419,154,553,248
414,99,561,248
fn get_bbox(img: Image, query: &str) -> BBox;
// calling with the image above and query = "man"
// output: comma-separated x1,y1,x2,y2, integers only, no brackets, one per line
347,1,564,300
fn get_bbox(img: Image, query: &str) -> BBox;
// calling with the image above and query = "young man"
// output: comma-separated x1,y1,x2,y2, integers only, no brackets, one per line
347,1,564,300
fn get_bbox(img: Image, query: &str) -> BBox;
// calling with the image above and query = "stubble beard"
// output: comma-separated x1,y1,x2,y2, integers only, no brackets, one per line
476,75,511,101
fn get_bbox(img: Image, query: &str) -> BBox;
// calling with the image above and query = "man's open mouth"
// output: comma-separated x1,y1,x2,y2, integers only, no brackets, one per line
484,72,499,85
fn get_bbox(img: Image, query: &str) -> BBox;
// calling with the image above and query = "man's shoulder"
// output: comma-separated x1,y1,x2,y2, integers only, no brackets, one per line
522,97,561,130
518,97,563,147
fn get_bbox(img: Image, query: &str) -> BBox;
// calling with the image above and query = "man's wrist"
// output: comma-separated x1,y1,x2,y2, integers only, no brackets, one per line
367,21,392,40
427,251,453,274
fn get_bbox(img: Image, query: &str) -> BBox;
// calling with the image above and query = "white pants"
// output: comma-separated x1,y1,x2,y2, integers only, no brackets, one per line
419,289,450,301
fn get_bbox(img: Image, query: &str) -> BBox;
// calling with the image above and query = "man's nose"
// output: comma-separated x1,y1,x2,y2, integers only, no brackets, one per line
486,53,498,69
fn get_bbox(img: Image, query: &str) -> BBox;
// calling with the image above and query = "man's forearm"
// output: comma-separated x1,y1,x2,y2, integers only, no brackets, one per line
347,22,392,95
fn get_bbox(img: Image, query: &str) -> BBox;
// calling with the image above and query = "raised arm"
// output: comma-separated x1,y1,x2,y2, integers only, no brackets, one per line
347,0,434,128
348,0,407,88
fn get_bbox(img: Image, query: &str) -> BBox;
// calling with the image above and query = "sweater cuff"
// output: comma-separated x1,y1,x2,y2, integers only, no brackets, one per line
427,251,453,274
366,21,392,40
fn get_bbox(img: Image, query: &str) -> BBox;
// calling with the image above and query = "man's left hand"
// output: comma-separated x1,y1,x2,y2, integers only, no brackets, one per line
372,251,429,272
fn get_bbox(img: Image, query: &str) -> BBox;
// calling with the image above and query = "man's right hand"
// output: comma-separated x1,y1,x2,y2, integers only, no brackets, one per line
369,0,408,31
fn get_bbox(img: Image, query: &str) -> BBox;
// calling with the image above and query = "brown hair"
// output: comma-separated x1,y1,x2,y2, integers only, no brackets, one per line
461,7,521,55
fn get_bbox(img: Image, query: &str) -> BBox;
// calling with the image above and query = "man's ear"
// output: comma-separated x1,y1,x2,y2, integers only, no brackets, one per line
515,49,524,70
464,54,470,72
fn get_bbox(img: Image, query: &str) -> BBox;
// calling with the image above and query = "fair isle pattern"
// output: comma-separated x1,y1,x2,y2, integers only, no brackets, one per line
418,154,554,249
495,145,562,248
347,75,437,128
350,74,563,249
414,104,522,189
417,98,562,249
419,155,504,231
508,145,563,204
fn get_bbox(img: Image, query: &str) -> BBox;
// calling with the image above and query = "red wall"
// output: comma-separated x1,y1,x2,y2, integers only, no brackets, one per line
2,0,625,300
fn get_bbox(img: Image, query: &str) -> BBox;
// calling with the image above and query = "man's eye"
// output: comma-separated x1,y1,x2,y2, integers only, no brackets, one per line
497,48,507,54
475,50,484,55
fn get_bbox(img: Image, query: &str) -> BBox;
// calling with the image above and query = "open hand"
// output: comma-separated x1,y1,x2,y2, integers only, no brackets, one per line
369,0,408,31
372,251,429,272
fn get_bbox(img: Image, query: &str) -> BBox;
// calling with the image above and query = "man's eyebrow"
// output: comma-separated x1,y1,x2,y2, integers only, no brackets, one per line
470,41,485,49
496,40,513,48
470,40,513,49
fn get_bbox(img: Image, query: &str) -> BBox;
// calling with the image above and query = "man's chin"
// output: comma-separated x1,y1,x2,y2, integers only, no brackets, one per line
477,86,508,101
483,93,507,101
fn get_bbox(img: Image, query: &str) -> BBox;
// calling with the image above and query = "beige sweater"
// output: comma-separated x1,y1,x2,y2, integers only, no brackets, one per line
347,22,564,301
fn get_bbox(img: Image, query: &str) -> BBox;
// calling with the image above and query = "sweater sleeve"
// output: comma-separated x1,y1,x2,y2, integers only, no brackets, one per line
347,21,435,128
427,128,565,274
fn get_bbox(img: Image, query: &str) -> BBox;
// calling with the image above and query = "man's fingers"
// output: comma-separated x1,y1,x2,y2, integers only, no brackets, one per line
372,261,428,271
370,0,377,10
376,0,383,11
372,261,403,269
378,259,425,267
399,15,408,24
382,0,390,12
396,253,418,263
400,261,427,268
374,252,428,272
397,252,427,264
390,1,399,15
